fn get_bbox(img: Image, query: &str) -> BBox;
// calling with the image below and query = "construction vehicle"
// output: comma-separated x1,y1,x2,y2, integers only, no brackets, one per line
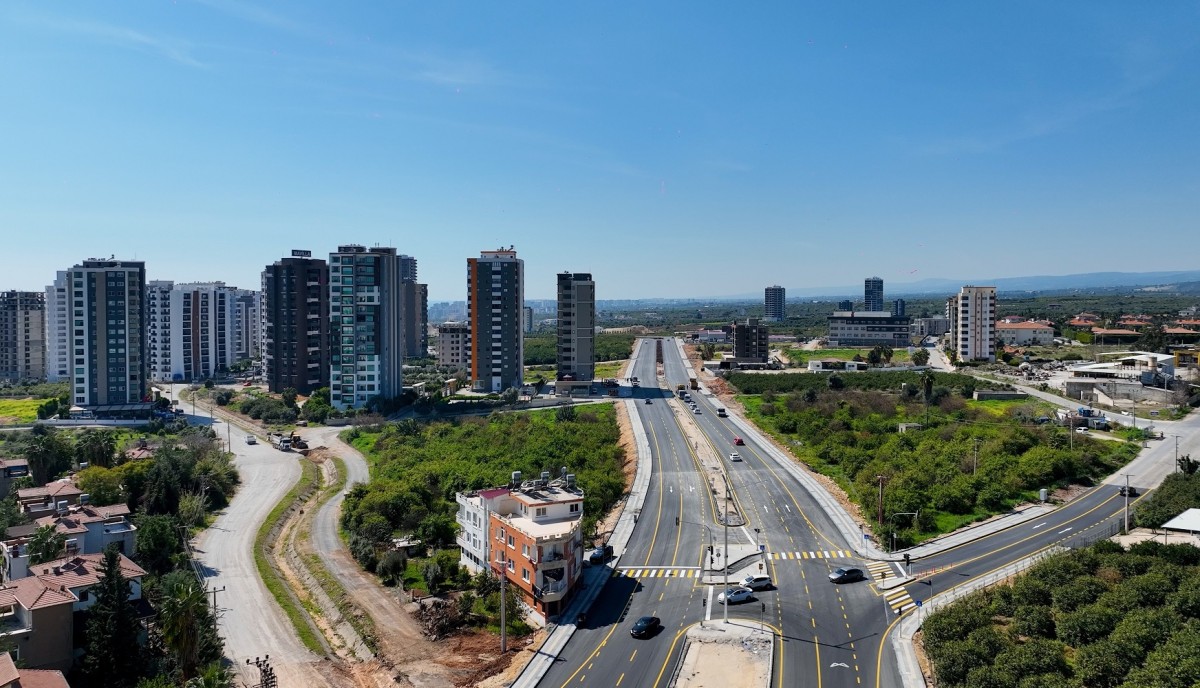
289,432,308,450
689,377,698,390
268,433,292,451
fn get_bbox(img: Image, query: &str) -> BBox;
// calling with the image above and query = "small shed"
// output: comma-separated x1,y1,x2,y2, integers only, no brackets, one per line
1162,508,1200,535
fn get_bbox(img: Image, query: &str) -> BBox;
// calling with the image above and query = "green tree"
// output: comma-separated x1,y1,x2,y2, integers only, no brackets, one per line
76,429,117,468
158,571,210,680
27,524,66,565
911,348,930,366
76,466,125,506
177,491,208,528
132,513,184,577
83,547,144,687
422,561,444,593
281,387,298,408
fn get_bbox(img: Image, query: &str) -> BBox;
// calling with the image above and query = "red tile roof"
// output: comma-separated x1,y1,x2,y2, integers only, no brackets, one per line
17,482,82,502
0,652,18,684
34,552,146,591
1164,327,1200,335
0,576,76,611
997,321,1053,330
12,668,71,688
1092,328,1141,336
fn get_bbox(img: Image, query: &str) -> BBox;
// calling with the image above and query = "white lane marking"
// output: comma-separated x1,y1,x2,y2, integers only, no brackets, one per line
784,505,792,513
830,662,850,668
1058,527,1073,534
1031,522,1047,530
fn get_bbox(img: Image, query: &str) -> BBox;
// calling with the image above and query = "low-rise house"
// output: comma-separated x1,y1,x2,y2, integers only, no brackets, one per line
996,320,1055,346
457,471,585,622
0,576,76,672
0,650,70,687
0,460,29,501
16,483,83,519
29,552,146,614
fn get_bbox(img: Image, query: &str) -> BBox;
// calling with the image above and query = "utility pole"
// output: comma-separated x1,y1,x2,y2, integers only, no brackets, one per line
876,475,885,527
973,438,981,475
208,585,225,625
723,472,730,625
246,656,277,688
500,570,507,653
1122,473,1134,533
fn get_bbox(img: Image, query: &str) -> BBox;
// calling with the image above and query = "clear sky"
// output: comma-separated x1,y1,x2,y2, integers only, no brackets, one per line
2,2,1198,301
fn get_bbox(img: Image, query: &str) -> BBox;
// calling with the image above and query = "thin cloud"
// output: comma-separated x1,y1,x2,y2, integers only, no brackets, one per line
24,15,206,68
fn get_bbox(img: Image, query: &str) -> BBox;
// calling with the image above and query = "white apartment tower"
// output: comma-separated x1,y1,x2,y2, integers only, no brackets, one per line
955,285,997,362
56,259,147,407
233,289,262,361
467,249,524,393
147,281,238,382
329,245,407,409
44,271,71,382
556,272,595,382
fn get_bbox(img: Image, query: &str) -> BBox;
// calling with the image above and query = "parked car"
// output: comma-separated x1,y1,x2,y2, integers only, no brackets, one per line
741,574,773,590
244,435,257,445
645,398,652,404
589,544,614,565
718,586,754,604
829,567,865,584
733,436,745,446
693,407,701,414
630,615,662,638
729,452,742,462
1076,427,1089,434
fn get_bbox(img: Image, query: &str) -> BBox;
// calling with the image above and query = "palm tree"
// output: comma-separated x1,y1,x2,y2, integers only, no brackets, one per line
76,429,116,468
28,524,66,565
159,573,209,680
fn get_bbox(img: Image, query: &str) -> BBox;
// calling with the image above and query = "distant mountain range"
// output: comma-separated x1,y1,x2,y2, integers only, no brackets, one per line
763,270,1200,301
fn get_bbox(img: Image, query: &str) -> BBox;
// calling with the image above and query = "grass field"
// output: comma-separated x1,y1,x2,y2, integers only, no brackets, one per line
784,347,913,366
593,360,627,380
0,398,41,424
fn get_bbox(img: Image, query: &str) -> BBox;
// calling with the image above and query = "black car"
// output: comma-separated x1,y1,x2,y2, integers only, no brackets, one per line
630,615,661,638
828,567,865,584
1119,485,1138,497
589,544,615,565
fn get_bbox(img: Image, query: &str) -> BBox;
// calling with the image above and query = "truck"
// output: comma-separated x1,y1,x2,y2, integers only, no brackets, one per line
268,432,292,451
717,408,727,417
677,388,687,399
689,377,698,390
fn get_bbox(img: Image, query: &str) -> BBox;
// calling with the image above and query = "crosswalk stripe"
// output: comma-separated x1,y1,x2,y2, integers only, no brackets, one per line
809,551,817,558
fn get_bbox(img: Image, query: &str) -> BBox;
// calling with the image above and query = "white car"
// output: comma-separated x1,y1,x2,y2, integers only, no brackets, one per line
741,574,773,590
244,435,257,445
693,407,701,414
1075,427,1089,433
729,452,742,462
717,586,754,604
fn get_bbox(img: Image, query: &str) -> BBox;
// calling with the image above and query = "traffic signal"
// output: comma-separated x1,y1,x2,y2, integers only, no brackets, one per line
903,553,910,566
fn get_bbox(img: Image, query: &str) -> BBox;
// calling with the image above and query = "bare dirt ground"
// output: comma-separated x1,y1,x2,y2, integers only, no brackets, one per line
674,624,772,688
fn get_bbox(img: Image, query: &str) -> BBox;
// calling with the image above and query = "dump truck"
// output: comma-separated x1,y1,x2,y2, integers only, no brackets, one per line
268,432,292,451
689,377,698,390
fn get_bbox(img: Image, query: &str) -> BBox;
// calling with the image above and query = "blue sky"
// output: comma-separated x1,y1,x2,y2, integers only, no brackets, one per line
2,2,1198,301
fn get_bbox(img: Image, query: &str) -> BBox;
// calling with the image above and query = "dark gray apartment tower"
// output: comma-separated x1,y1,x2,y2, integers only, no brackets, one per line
399,281,429,359
467,249,524,393
556,272,595,382
864,277,884,312
62,259,147,406
0,291,46,382
837,299,854,311
892,299,906,317
328,245,406,409
764,285,786,322
733,318,770,363
262,251,329,395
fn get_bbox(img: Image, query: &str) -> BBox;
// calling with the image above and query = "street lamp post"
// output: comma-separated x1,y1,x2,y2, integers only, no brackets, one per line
1122,473,1134,533
722,472,730,624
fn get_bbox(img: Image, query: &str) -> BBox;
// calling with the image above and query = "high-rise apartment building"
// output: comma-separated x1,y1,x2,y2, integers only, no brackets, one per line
56,259,147,407
892,299,906,318
954,286,997,362
233,289,261,362
435,322,471,369
864,277,884,312
837,299,854,312
328,245,406,409
0,291,46,382
556,272,595,383
733,318,770,362
523,306,534,334
44,272,71,382
467,249,524,393
764,286,786,322
147,281,238,382
262,251,329,395
399,281,428,359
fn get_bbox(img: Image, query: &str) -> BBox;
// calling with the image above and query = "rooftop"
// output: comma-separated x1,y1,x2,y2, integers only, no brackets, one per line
0,576,76,611
33,552,146,590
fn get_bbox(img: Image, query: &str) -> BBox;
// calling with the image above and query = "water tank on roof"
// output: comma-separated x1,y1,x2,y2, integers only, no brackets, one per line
566,474,576,488
511,471,522,486
80,493,90,505
540,471,551,484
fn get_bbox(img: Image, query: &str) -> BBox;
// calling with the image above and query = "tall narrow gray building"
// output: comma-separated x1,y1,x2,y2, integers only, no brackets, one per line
262,250,329,395
864,277,884,312
764,285,785,322
328,245,406,409
467,249,524,393
0,291,46,382
56,259,147,407
556,272,595,384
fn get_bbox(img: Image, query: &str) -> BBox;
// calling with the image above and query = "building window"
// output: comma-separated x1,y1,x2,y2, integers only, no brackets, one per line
507,535,514,548
569,503,580,513
522,544,529,557
522,568,530,582
507,560,514,572
535,507,546,518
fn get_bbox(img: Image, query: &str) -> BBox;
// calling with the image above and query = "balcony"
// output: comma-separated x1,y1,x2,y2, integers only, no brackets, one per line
533,579,569,602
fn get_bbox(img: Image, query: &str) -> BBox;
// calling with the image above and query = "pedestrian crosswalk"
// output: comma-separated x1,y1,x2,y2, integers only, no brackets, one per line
766,550,852,560
884,586,916,614
865,560,898,581
614,567,700,579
